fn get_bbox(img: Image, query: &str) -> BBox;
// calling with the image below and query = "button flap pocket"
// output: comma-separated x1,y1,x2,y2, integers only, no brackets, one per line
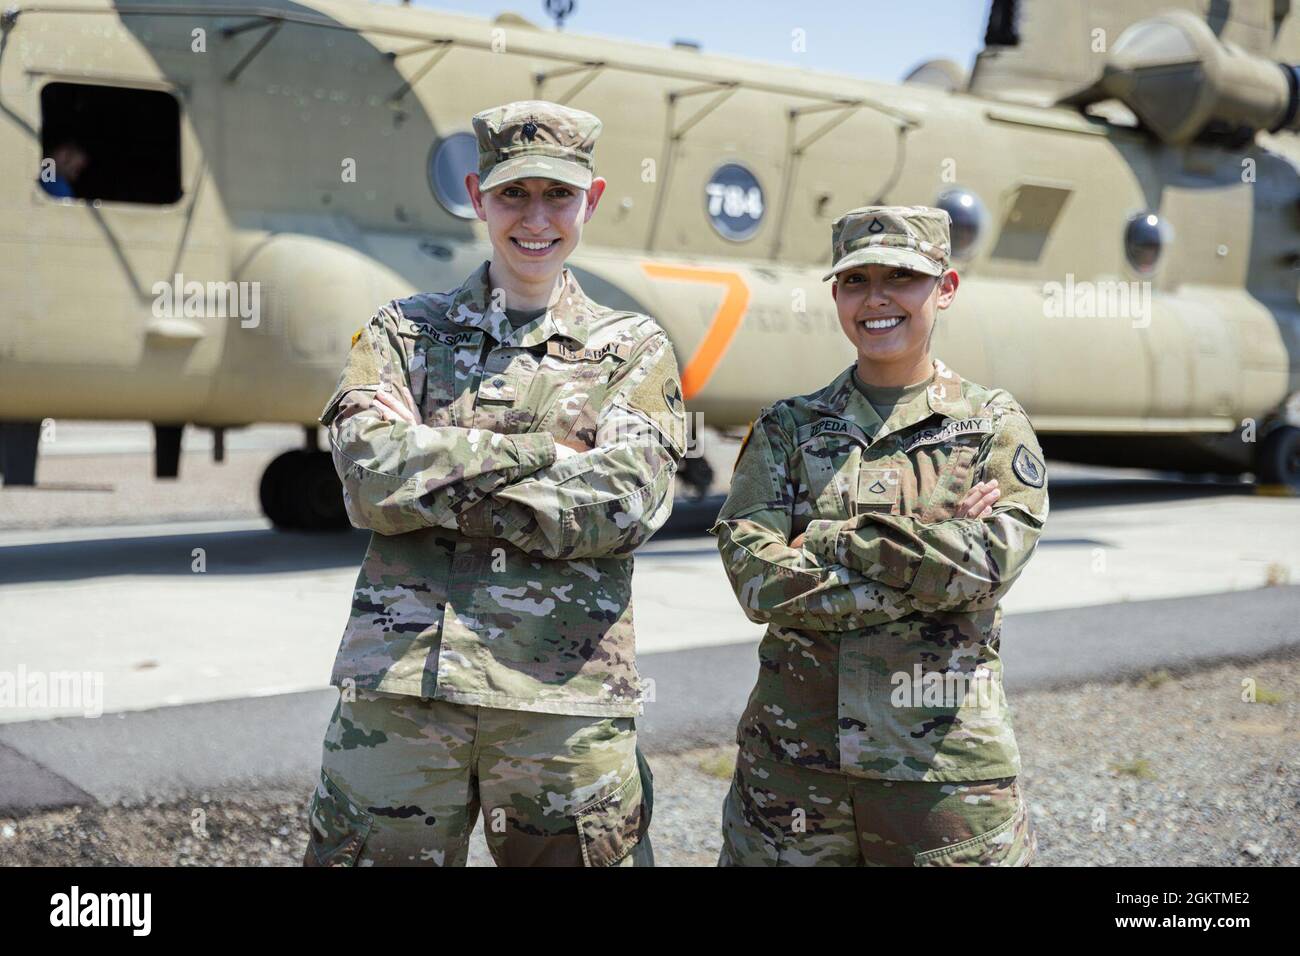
797,436,860,520
477,350,536,405
477,376,518,403
305,769,374,867
918,443,981,522
415,327,479,420
912,783,1033,867
856,467,901,514
575,768,647,867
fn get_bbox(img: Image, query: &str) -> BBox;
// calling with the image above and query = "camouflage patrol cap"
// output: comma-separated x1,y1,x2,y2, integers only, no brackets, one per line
823,205,952,281
471,100,602,191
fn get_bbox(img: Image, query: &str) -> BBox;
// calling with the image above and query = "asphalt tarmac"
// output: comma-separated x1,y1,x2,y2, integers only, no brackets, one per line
0,435,1297,815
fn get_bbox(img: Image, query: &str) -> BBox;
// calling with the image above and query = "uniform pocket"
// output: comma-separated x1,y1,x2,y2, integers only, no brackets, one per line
574,764,648,867
918,440,983,522
304,769,374,867
531,355,613,450
912,780,1035,867
796,436,859,520
468,347,543,437
414,327,481,426
717,769,781,866
635,746,654,833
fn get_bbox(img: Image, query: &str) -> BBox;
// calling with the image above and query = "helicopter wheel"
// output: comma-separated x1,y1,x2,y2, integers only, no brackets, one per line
1255,425,1300,493
294,451,351,530
260,450,349,531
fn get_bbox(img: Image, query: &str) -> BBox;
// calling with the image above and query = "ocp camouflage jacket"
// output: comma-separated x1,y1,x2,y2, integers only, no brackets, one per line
320,261,687,717
711,358,1048,781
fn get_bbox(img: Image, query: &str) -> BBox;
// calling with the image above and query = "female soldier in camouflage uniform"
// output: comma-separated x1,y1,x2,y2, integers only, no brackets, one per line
711,205,1047,866
303,101,687,866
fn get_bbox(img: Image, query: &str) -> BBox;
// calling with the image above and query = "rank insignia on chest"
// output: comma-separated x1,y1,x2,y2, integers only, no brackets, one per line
1012,444,1046,487
902,416,994,453
856,467,900,512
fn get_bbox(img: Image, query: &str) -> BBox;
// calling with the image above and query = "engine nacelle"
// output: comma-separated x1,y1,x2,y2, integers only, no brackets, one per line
1089,10,1300,145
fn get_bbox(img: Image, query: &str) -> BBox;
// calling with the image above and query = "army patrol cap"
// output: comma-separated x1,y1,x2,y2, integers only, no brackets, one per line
823,205,952,281
471,100,602,191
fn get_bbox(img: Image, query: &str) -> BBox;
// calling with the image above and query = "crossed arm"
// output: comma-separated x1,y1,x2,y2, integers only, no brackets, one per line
710,403,1046,629
323,309,684,558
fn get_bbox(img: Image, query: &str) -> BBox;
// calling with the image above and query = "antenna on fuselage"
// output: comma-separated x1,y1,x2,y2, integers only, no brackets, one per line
544,0,576,31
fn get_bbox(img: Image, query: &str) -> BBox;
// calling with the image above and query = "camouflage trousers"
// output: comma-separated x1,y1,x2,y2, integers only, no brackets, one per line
718,749,1036,866
304,688,654,867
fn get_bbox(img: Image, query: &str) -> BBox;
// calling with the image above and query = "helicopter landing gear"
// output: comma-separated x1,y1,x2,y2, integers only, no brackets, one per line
1255,425,1300,493
678,454,714,500
259,447,350,531
0,421,40,486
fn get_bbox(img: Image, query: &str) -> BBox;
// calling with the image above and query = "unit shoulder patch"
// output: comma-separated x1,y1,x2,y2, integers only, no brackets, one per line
1011,444,1046,488
661,376,685,419
624,343,688,456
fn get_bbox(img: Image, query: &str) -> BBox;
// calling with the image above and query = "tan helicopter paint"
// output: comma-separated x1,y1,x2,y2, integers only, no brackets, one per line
0,0,1297,494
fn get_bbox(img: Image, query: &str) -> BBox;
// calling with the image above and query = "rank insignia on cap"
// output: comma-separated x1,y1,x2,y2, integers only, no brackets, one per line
521,120,538,142
351,327,364,347
869,479,886,494
1012,444,1045,488
868,217,884,234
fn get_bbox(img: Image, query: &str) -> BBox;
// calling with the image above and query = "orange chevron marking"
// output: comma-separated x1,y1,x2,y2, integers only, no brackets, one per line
639,262,750,400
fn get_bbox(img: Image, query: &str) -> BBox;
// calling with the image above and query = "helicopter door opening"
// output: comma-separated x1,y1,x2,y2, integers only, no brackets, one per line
38,82,181,205
21,73,228,460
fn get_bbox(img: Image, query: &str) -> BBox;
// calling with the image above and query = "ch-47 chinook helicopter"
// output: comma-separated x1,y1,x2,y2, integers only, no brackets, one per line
2,0,1299,528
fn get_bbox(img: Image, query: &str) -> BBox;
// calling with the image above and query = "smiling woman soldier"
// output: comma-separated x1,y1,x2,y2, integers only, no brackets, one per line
302,100,687,867
711,205,1049,866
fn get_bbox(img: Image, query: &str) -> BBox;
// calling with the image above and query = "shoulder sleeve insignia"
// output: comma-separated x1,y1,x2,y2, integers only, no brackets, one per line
662,376,686,419
1012,444,1045,488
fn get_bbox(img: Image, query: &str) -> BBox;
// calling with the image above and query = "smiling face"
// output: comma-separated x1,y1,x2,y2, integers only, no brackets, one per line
831,263,959,386
466,173,606,301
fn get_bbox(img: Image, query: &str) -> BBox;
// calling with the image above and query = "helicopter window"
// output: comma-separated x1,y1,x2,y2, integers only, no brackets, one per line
38,82,181,205
428,132,478,219
705,162,765,241
1124,211,1169,274
935,188,986,259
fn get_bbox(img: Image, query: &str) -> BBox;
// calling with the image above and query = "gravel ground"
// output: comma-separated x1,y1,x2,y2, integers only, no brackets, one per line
1,650,1294,867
